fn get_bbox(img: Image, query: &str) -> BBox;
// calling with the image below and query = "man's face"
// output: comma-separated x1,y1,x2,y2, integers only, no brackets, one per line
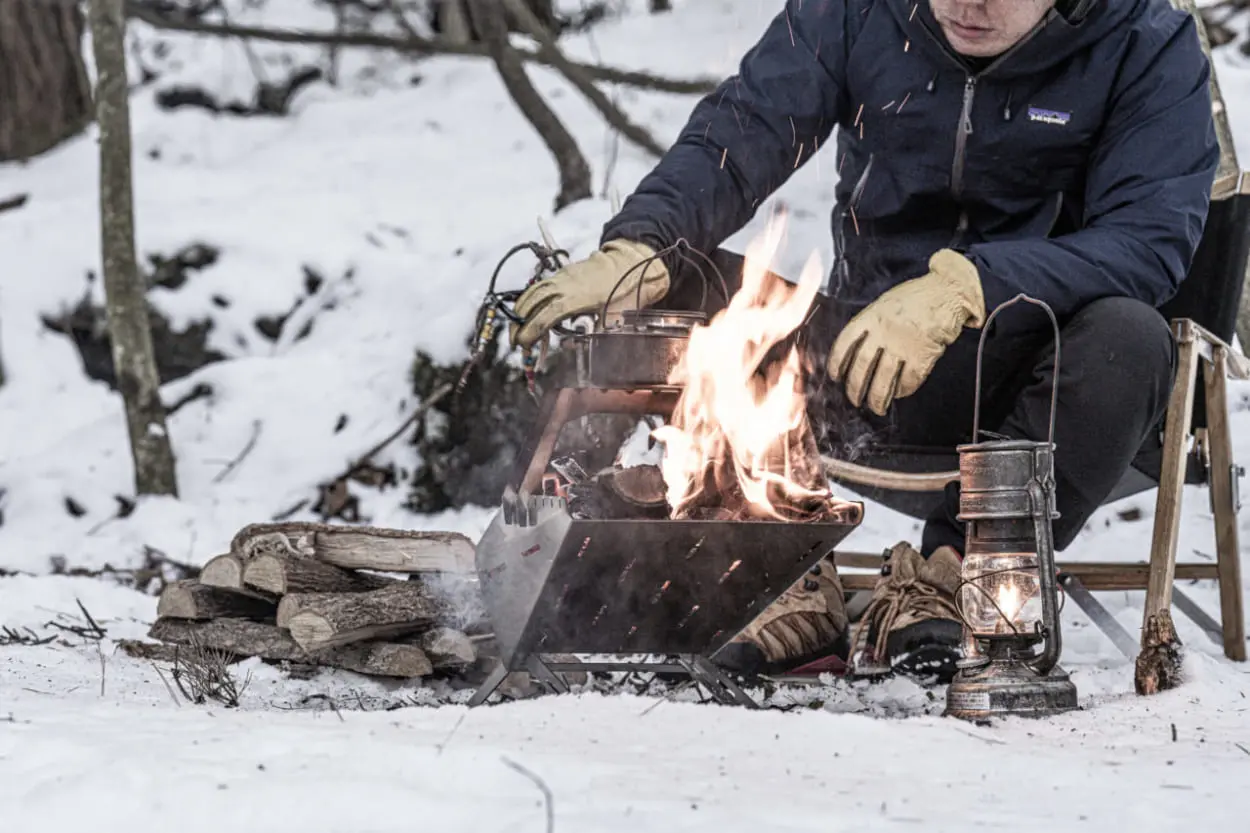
929,0,1058,58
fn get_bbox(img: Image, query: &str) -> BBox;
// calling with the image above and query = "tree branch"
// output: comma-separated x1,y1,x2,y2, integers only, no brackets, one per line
122,1,717,95
502,0,667,158
465,0,591,211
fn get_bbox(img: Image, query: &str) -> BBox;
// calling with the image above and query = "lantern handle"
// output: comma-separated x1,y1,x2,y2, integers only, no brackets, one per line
971,294,1061,447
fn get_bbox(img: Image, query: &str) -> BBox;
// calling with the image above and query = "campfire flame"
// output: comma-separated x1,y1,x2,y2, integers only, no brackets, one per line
652,212,837,521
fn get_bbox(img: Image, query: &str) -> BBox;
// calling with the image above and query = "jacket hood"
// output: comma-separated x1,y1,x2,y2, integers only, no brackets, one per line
888,0,1142,78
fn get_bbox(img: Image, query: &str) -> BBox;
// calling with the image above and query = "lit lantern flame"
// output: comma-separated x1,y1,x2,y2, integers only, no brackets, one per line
996,582,1025,629
651,211,837,521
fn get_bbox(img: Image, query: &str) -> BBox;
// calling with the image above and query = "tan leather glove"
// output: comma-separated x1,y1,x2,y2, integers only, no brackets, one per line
509,239,670,349
826,249,986,416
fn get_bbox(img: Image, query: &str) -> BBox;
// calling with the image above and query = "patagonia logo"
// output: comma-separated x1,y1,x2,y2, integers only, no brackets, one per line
1028,106,1071,126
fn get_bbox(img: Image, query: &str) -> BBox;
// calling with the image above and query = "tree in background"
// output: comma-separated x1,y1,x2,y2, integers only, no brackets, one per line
88,0,180,497
0,0,94,163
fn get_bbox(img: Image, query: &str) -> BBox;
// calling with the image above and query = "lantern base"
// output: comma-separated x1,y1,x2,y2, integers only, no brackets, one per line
944,660,1078,720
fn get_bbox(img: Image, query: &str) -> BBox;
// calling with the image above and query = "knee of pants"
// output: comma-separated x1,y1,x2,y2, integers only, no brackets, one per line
1061,296,1175,415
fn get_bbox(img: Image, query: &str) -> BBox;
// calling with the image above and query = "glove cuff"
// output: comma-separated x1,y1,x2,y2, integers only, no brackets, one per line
929,248,987,328
602,239,669,284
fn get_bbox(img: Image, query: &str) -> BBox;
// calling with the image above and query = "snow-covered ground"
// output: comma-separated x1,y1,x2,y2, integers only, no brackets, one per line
3,2,1250,829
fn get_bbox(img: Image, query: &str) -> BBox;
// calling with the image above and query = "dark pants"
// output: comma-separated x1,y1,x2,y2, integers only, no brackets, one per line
662,249,1177,554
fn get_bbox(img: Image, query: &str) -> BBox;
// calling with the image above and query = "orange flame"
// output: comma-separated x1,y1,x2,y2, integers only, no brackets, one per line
652,212,834,520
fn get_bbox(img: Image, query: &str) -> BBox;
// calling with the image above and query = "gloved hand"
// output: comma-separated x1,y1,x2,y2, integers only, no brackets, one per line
826,249,986,416
509,239,670,349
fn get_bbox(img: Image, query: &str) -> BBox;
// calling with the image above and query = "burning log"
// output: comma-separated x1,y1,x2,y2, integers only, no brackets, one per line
157,580,277,621
284,582,447,651
242,552,398,596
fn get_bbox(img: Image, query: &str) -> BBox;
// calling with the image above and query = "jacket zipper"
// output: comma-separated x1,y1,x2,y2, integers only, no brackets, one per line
915,12,1057,246
951,76,976,198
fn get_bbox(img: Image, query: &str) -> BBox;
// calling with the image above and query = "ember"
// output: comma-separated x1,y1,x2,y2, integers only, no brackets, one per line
652,211,848,522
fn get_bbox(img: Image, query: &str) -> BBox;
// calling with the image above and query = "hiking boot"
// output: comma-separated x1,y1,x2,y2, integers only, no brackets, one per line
715,554,849,676
854,542,963,684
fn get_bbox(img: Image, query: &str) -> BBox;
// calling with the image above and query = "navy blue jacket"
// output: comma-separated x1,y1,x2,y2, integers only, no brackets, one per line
601,0,1221,327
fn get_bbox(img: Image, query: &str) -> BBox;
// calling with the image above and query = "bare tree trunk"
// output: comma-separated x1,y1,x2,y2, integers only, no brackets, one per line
465,0,590,211
0,0,94,162
88,0,179,497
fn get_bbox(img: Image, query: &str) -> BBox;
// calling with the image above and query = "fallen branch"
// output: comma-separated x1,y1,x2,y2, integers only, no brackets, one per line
467,0,591,210
123,1,717,95
501,756,555,833
347,382,453,473
502,0,666,158
212,419,261,483
0,193,29,214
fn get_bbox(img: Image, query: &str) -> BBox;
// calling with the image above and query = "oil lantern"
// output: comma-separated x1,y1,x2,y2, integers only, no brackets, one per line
945,295,1079,720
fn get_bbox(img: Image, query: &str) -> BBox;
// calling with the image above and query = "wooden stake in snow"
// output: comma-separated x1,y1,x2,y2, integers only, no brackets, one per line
88,0,179,497
285,583,446,651
157,580,276,621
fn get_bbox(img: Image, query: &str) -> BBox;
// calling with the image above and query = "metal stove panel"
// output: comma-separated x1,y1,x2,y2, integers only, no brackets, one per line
475,499,862,669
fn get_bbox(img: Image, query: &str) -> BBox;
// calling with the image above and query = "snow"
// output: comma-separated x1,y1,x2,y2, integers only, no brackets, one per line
2,2,1250,829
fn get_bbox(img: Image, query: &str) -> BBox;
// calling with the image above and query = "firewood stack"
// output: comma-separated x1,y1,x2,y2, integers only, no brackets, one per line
145,522,486,679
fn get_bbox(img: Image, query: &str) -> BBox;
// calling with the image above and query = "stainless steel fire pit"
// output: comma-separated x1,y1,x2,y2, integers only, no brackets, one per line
468,311,864,707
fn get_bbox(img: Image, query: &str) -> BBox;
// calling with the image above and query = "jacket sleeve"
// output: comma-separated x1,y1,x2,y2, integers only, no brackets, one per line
600,0,848,277
965,14,1221,323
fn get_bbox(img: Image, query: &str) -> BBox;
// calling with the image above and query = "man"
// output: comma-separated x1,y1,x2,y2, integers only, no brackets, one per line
510,0,1220,680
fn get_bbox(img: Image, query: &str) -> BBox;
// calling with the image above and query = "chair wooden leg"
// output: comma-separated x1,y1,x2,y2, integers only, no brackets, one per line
1203,347,1247,662
1137,332,1200,694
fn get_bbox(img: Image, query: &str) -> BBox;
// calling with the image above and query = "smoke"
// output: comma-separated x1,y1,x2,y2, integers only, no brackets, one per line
420,570,490,633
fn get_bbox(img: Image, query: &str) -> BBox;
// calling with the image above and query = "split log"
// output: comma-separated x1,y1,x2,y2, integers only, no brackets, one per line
418,626,476,669
242,552,398,596
148,617,433,678
284,583,446,651
315,530,475,573
231,521,476,573
275,593,306,629
157,580,276,621
199,553,247,589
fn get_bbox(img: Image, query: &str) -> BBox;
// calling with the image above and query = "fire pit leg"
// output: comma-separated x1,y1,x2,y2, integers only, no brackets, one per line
680,655,760,709
467,661,511,707
525,654,571,694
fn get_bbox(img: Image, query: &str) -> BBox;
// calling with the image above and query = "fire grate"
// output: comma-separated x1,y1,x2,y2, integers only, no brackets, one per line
469,492,862,707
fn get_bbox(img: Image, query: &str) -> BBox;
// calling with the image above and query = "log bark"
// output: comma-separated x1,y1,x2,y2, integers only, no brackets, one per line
199,553,247,590
242,552,398,596
465,0,591,211
88,0,178,497
284,583,446,651
0,0,93,162
157,580,277,621
148,617,433,677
